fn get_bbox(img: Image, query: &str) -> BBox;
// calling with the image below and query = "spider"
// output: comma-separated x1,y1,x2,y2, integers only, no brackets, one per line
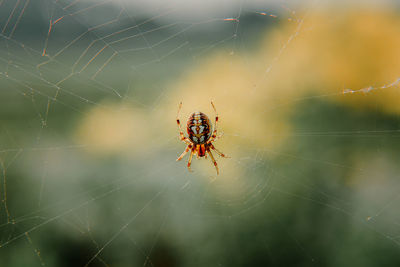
176,101,228,175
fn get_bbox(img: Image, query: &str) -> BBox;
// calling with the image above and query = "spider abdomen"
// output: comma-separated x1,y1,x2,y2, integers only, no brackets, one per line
187,112,212,145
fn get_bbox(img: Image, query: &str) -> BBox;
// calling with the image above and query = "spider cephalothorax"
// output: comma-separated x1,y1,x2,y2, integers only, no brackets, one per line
176,102,228,174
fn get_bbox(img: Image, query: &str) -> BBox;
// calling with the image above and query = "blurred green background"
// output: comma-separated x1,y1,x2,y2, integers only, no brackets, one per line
1,0,400,266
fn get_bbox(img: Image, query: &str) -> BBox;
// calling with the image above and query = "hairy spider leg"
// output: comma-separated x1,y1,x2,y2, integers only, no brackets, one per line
206,133,224,147
210,144,229,158
206,148,219,175
209,101,219,143
176,102,191,145
187,148,195,172
176,144,192,161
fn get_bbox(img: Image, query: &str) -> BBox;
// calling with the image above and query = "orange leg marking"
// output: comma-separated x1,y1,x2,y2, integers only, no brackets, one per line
209,101,219,143
195,145,201,159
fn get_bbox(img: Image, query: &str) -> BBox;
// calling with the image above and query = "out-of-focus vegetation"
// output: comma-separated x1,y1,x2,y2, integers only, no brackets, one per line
1,3,400,266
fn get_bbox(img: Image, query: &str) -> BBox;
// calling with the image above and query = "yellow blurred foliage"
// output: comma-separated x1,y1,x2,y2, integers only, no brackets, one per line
167,9,400,149
75,9,400,166
267,10,400,113
75,103,149,156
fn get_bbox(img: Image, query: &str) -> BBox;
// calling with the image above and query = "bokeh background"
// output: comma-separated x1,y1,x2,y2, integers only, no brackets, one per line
1,0,400,266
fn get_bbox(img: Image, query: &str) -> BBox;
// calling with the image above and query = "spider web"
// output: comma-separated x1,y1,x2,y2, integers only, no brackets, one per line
1,0,400,266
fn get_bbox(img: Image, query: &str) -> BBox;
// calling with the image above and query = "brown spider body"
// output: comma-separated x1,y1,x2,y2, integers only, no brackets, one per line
187,112,211,145
176,102,228,174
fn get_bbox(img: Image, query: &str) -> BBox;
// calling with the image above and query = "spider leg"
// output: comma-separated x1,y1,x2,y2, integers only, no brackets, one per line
176,144,192,161
211,132,224,143
176,102,191,145
195,145,200,159
210,144,230,158
206,148,219,175
209,101,219,143
187,148,194,172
